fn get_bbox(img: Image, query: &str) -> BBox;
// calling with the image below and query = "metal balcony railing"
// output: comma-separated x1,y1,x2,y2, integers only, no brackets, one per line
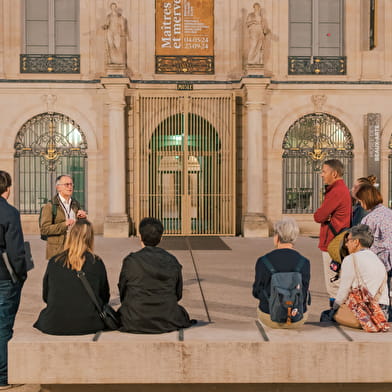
20,54,80,74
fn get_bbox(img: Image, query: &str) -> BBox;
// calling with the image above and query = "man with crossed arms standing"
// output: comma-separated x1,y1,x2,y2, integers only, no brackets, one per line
314,159,351,308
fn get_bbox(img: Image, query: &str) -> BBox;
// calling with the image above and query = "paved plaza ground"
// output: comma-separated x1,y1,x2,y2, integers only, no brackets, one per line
17,234,329,331
10,234,392,391
11,234,327,391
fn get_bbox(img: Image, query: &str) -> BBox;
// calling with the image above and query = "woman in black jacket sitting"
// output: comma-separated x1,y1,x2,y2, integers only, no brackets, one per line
34,219,110,335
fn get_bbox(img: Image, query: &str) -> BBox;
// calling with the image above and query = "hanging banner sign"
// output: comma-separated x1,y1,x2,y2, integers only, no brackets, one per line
367,113,381,186
155,0,214,74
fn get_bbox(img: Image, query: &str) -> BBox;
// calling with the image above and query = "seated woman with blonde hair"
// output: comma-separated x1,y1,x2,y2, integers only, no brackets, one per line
34,219,111,335
252,218,311,329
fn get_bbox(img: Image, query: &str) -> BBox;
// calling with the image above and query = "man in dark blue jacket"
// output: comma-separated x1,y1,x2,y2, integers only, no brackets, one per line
0,171,27,388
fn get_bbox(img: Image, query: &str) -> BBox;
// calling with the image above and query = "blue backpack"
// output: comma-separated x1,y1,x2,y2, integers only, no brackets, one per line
262,256,306,324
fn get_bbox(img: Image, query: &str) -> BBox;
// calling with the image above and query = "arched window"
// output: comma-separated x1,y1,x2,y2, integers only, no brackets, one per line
14,112,87,214
282,113,353,213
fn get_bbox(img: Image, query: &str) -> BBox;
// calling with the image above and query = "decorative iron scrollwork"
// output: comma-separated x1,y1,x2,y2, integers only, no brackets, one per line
20,54,80,74
282,113,353,170
282,113,353,213
288,56,346,75
15,112,87,171
156,56,214,74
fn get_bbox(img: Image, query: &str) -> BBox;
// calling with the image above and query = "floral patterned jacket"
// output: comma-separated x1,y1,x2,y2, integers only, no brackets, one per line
361,204,392,271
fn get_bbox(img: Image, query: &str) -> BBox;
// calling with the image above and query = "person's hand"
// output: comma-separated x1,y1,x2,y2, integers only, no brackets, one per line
66,219,76,227
77,210,87,219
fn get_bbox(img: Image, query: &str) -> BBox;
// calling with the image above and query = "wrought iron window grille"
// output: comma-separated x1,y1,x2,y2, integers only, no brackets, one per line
156,56,214,74
20,54,80,74
14,112,87,213
282,113,353,213
288,56,346,75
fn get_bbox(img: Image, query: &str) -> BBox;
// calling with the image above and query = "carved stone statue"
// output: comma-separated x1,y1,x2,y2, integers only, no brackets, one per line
103,2,128,66
246,3,269,65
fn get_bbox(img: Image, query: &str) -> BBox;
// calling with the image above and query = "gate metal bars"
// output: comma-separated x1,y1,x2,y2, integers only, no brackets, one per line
136,92,235,236
14,112,87,214
282,113,353,213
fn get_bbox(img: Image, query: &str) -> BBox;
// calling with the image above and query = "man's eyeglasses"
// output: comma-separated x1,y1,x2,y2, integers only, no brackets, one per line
345,236,356,243
58,183,73,187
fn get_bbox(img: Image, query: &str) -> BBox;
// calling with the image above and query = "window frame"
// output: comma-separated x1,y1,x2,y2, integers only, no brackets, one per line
288,0,346,75
282,113,353,214
22,0,80,55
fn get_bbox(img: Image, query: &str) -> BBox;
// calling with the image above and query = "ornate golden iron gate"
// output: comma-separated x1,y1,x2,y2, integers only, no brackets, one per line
136,92,235,235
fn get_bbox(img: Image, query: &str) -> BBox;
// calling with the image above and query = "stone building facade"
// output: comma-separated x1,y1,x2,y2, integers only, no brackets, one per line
0,0,391,237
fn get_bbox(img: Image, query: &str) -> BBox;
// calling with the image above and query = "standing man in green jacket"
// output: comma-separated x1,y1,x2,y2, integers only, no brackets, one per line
40,174,86,259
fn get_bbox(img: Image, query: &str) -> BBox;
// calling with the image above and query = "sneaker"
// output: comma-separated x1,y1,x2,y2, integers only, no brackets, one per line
0,385,24,390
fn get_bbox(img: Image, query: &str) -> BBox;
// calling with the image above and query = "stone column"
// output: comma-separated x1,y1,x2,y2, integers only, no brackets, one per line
242,76,270,237
102,77,130,237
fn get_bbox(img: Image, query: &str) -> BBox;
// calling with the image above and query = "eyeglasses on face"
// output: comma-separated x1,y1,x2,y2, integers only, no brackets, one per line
345,236,356,243
58,182,74,187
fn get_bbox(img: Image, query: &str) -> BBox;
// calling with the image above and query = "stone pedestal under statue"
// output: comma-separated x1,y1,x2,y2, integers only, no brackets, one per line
102,77,130,238
242,76,270,237
242,213,269,237
104,214,129,238
245,64,264,76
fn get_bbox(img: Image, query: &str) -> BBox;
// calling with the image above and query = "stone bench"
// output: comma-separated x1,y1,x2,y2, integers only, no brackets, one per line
11,236,392,391
8,320,392,391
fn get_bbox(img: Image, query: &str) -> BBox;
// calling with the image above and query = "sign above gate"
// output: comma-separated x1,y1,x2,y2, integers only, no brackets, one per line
155,0,214,74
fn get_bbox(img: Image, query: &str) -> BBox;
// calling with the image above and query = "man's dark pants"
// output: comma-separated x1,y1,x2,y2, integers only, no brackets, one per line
0,280,22,386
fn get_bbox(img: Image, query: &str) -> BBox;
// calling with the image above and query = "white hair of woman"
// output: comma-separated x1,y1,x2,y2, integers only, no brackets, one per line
273,218,300,244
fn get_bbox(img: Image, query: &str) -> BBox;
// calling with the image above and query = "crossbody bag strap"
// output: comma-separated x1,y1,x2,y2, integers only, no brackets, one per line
374,273,388,303
327,221,338,237
77,270,103,316
352,253,386,302
352,253,365,286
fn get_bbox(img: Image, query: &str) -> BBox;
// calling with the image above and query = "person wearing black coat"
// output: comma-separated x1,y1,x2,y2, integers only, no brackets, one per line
118,218,193,333
34,220,110,335
0,171,27,387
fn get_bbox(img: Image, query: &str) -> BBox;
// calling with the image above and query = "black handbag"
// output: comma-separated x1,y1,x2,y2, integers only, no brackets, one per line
77,270,121,331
